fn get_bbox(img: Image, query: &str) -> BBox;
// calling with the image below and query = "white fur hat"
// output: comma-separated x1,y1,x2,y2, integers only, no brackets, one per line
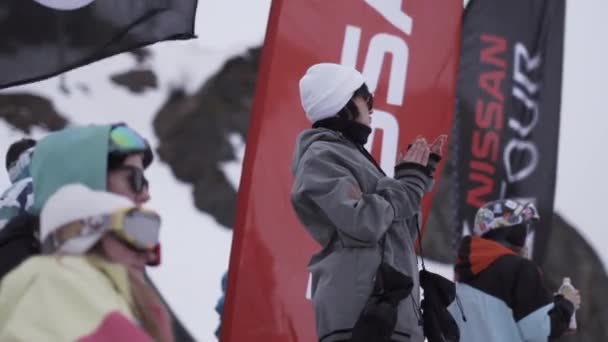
40,183,135,254
299,63,366,123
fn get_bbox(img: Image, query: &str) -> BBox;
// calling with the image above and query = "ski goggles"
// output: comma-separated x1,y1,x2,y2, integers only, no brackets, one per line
108,208,161,252
53,208,161,262
109,125,149,154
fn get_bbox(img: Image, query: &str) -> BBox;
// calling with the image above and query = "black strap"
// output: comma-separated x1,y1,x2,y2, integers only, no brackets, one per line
414,214,426,271
374,234,388,297
379,234,387,265
413,214,425,326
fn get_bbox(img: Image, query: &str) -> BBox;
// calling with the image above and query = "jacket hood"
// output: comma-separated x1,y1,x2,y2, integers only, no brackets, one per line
8,147,34,184
291,128,346,173
30,124,113,214
455,236,516,281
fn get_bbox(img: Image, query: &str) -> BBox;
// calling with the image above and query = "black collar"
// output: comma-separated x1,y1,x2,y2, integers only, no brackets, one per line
313,116,385,175
313,116,372,145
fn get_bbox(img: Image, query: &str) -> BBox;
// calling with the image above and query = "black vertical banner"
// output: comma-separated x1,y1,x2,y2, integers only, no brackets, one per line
454,0,566,265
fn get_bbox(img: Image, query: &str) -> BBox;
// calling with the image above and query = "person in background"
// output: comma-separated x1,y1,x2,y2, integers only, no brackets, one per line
448,199,581,341
291,63,445,342
215,271,228,338
0,138,36,229
0,138,38,277
30,123,152,212
0,124,153,279
0,183,172,341
0,124,195,340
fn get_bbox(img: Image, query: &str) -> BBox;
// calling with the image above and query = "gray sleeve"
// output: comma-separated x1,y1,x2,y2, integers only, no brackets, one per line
394,162,435,193
392,162,435,239
294,146,429,247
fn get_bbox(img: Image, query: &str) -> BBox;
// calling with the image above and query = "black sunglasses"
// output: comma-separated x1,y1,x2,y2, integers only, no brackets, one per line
353,85,374,112
365,94,374,112
115,165,149,194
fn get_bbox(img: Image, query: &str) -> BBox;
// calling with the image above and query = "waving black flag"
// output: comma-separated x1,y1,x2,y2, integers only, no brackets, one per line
453,0,566,264
0,0,197,89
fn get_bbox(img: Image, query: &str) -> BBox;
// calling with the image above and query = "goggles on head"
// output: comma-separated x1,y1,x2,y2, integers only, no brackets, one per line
110,125,149,154
475,200,539,232
109,124,153,168
475,200,540,249
52,207,161,265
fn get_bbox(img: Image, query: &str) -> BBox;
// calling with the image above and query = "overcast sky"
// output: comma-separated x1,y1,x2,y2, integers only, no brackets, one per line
550,0,608,265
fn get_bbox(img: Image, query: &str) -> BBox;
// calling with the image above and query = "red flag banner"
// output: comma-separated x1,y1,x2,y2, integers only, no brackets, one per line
223,1,462,341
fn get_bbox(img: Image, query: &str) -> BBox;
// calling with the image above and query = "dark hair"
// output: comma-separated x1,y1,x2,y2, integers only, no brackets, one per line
482,223,528,248
336,83,373,120
5,138,36,170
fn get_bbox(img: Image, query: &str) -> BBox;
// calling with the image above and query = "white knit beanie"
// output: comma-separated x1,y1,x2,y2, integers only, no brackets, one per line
299,63,366,123
40,183,135,255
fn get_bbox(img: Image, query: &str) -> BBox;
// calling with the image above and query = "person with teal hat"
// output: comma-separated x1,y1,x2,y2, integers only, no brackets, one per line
0,123,156,274
23,122,195,340
0,123,195,340
0,183,172,341
30,123,153,214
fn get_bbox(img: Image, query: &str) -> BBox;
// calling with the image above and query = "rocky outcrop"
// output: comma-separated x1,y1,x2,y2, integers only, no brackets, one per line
110,69,157,94
153,47,260,228
0,93,67,133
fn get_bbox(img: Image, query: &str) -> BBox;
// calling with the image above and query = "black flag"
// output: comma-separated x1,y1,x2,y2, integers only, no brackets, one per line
0,0,197,89
453,0,565,264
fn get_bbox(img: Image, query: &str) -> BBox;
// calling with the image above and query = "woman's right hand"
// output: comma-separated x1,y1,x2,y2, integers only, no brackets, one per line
430,135,447,158
398,137,430,166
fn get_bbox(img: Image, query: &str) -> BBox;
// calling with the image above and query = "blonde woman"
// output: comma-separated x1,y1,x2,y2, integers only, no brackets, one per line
0,184,173,341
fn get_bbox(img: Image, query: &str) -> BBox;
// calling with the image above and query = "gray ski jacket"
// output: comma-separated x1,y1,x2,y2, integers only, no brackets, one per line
291,128,433,342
